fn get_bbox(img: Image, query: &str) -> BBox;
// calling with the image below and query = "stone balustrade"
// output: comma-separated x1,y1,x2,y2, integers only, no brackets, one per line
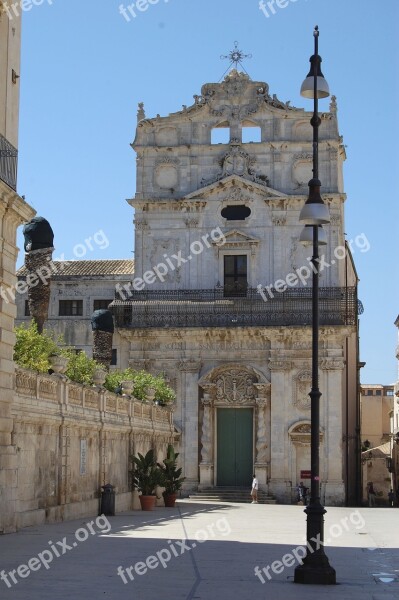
12,368,175,529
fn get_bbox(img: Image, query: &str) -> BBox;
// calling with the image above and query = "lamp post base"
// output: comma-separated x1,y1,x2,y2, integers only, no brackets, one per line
294,503,336,585
294,561,336,585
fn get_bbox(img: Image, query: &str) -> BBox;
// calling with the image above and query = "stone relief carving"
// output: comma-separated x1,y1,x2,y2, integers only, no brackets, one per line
200,397,213,463
293,371,312,410
255,398,268,463
200,144,270,189
150,238,181,283
178,359,202,373
214,369,258,404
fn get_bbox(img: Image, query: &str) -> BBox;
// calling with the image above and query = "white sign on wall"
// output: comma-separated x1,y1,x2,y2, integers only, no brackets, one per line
80,439,87,475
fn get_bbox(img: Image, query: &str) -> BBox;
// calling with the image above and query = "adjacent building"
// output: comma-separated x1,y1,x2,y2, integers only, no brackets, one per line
0,7,36,533
16,259,134,366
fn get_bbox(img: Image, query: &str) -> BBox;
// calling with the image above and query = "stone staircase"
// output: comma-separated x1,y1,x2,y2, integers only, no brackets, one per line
188,487,277,504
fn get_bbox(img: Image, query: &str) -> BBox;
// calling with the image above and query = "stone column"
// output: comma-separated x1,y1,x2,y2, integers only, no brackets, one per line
91,309,114,368
23,216,54,334
199,383,216,489
178,359,202,490
254,383,270,490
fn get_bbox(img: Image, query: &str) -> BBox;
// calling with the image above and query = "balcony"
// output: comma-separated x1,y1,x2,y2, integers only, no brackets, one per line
0,134,18,191
110,286,358,330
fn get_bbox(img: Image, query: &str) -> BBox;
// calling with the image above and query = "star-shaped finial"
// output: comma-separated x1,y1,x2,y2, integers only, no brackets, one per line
221,41,252,72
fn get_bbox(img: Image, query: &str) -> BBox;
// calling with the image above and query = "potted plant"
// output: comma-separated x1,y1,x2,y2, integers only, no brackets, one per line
158,444,186,507
131,449,162,511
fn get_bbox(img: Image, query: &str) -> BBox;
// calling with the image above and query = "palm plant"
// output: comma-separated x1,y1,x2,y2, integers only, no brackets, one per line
157,445,186,495
131,449,162,496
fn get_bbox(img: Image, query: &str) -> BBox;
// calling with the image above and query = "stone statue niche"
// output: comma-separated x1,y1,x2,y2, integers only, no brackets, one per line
23,216,54,334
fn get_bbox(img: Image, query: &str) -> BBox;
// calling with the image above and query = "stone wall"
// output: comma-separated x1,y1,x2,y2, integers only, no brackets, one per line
12,368,175,529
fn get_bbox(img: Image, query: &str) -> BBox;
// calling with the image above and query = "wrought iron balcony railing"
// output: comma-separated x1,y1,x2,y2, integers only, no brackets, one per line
110,286,358,329
0,133,18,191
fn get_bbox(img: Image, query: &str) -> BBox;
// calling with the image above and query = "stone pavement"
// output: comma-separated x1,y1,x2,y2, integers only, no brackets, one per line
0,500,398,600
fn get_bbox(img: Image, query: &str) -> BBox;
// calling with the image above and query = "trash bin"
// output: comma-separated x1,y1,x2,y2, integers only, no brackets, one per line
100,483,115,516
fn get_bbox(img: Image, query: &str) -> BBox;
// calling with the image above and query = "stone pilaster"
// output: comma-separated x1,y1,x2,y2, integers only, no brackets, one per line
0,187,35,533
254,384,270,489
199,384,216,488
178,359,202,489
321,358,346,505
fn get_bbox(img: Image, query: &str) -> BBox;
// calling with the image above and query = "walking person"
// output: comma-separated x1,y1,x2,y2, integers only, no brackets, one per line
367,482,376,507
296,481,306,505
396,485,399,507
251,474,258,504
388,488,395,507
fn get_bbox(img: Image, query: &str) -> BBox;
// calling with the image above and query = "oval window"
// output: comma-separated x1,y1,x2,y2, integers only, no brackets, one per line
221,205,251,221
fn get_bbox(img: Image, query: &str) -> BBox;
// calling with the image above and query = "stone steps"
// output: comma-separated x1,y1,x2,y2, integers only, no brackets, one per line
188,487,277,504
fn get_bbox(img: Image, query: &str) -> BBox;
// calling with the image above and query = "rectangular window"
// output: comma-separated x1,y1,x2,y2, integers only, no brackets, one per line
367,390,373,396
224,255,247,297
24,300,30,316
93,299,112,311
375,390,382,396
386,390,394,396
111,349,117,366
59,300,83,316
211,126,230,145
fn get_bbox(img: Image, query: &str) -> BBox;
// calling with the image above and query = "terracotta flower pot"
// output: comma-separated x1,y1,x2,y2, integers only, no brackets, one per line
139,495,156,511
163,493,177,508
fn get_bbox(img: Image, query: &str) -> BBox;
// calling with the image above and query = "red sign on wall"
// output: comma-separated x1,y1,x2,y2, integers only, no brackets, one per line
300,470,311,479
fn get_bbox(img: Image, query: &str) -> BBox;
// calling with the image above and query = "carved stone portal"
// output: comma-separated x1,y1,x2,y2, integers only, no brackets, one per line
198,365,271,488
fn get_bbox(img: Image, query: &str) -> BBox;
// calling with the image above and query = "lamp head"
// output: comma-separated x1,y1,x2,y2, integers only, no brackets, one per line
301,54,330,99
299,179,330,225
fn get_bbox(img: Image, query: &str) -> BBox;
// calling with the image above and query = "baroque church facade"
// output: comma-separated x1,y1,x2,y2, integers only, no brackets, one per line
110,69,360,505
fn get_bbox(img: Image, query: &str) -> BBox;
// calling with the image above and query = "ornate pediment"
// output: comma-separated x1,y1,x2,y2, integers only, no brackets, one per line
199,363,270,406
214,229,260,251
184,175,286,202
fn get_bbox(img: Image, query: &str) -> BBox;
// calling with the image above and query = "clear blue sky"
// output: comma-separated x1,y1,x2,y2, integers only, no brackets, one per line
16,0,399,384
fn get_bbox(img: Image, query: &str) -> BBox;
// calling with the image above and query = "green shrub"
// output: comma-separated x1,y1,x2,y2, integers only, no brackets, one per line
63,350,101,386
14,321,60,373
104,368,175,404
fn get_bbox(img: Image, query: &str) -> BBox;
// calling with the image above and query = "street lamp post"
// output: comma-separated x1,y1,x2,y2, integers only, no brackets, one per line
294,26,336,585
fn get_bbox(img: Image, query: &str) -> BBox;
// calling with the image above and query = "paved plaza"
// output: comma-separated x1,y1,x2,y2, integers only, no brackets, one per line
0,501,398,600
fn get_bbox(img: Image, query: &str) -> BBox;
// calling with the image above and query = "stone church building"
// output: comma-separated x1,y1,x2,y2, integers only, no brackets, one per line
15,69,361,505
110,69,360,505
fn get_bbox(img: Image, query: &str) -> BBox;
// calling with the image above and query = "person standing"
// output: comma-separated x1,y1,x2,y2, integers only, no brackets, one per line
367,482,376,507
251,474,258,503
388,489,394,507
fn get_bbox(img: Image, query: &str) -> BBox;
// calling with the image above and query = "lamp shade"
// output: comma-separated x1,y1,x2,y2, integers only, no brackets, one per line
300,55,330,99
299,200,330,225
299,225,327,246
300,76,330,99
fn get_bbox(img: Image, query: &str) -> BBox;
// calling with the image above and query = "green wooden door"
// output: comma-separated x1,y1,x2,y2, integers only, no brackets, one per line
217,408,253,487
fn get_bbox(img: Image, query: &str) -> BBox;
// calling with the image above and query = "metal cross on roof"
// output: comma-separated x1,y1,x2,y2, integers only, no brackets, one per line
220,41,252,78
